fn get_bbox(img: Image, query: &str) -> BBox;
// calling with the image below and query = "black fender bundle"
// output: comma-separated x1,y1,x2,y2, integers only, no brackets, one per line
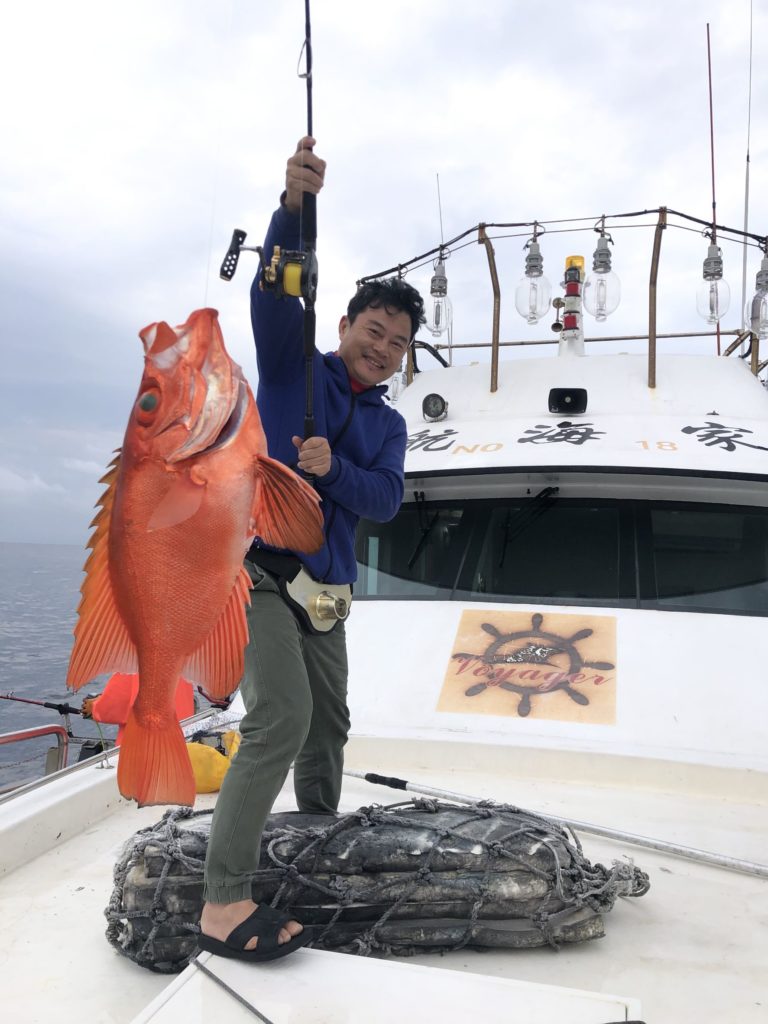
106,799,649,973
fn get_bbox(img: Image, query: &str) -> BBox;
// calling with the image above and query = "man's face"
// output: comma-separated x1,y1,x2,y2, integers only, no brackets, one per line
337,305,412,387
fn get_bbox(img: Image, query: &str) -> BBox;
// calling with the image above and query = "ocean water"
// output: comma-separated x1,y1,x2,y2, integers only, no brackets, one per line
0,541,117,788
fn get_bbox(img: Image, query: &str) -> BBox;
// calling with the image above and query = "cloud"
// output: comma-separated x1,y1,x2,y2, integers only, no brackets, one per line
0,466,65,496
0,0,766,546
61,458,107,475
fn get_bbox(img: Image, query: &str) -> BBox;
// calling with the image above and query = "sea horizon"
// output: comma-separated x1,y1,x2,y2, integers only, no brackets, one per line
0,540,113,788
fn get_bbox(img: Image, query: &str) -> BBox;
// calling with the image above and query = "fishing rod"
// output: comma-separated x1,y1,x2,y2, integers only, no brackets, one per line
1,692,83,717
219,0,318,444
343,768,768,880
298,0,317,442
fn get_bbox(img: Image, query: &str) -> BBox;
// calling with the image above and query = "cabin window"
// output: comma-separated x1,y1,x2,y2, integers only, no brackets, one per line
455,503,628,602
355,506,469,597
647,507,768,613
355,497,768,616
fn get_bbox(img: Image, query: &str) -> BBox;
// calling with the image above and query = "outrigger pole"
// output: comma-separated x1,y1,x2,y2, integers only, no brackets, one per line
344,768,768,880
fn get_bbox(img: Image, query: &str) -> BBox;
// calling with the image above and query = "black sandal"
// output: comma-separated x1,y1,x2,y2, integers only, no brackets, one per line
197,904,312,963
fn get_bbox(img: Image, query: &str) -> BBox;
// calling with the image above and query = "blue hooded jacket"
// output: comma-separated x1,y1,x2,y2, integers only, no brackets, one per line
248,204,407,584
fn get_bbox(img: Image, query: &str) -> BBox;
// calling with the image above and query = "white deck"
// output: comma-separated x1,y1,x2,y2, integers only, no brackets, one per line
136,949,641,1023
1,734,765,1024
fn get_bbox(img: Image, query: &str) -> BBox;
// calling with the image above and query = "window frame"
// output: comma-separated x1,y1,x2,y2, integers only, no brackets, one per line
353,496,768,618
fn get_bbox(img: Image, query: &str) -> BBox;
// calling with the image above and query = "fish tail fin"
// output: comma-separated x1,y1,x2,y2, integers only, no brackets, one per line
117,711,195,808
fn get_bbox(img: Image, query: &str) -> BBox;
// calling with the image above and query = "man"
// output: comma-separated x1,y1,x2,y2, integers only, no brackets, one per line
199,137,425,962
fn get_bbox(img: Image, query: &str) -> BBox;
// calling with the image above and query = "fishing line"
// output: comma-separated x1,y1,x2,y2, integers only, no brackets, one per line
203,0,237,307
217,1,318,442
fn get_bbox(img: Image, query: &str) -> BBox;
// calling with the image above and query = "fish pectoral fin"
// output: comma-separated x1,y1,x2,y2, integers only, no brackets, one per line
253,455,324,554
118,710,196,807
147,473,206,532
67,451,138,690
183,566,252,700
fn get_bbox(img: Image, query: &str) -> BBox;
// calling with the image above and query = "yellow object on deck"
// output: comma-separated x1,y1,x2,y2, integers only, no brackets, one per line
186,738,231,793
221,730,241,759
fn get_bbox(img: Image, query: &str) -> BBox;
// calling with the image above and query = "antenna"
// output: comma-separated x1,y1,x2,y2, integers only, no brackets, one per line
706,23,721,353
740,0,754,330
436,173,445,247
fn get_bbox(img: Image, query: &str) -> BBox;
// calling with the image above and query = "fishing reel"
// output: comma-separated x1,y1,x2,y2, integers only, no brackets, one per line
261,244,318,304
219,230,318,304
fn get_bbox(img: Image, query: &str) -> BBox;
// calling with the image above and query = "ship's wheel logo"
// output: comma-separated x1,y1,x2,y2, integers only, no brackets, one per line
452,612,615,717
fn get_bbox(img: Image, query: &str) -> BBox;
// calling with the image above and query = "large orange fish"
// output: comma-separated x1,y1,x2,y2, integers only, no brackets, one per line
67,308,323,807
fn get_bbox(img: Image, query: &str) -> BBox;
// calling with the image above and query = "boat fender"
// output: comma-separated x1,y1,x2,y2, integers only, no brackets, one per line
186,730,240,793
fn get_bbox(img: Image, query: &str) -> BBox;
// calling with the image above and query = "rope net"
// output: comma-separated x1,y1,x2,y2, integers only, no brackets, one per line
105,799,650,973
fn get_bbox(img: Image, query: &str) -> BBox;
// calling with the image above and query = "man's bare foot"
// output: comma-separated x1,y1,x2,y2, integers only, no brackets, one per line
200,899,303,950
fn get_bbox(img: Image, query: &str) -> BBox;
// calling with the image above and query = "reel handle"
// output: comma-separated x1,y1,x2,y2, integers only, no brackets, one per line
220,228,248,281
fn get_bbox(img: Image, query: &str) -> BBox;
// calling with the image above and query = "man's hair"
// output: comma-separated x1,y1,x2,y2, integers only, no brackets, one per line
347,278,426,343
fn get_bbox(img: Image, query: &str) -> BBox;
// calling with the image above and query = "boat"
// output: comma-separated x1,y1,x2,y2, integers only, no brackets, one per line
1,205,767,1023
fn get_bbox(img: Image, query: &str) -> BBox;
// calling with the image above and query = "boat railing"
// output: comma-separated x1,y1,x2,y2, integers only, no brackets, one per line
0,724,70,793
408,326,759,390
371,206,766,393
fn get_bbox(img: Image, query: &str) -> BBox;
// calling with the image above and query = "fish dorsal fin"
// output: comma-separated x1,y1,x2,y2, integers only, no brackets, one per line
253,454,324,554
67,451,138,690
140,320,179,356
182,565,252,699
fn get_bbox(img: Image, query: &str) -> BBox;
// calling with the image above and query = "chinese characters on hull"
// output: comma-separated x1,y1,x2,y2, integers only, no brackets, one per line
681,422,768,453
518,423,605,446
406,421,768,456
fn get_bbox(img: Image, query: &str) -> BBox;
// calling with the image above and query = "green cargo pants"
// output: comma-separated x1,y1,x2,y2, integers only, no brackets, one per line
203,561,349,904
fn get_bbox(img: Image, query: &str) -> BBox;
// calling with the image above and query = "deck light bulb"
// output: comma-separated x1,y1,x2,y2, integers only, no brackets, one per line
427,257,452,338
745,256,768,340
583,236,621,321
696,244,730,323
514,241,552,325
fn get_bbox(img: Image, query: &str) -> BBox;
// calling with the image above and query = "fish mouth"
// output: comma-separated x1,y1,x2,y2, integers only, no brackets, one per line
166,374,248,463
197,377,249,455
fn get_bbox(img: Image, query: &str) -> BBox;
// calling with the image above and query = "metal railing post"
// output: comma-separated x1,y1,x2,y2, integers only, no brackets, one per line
648,207,667,389
478,224,501,393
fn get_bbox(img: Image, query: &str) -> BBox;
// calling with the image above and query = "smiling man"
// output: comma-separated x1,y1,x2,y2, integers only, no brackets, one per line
199,137,425,964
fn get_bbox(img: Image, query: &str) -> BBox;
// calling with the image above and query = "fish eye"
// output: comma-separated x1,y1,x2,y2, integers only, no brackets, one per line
138,391,159,412
136,388,161,421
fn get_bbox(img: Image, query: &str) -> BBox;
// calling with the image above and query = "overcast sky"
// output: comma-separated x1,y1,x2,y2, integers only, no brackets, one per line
1,0,766,545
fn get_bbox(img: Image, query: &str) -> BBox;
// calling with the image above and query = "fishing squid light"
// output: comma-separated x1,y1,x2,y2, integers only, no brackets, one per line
746,256,768,340
696,243,731,324
427,256,453,338
514,236,552,325
583,235,621,322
